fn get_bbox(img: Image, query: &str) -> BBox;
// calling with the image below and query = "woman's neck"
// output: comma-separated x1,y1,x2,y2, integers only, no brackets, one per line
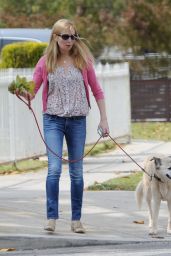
58,53,73,66
60,50,70,57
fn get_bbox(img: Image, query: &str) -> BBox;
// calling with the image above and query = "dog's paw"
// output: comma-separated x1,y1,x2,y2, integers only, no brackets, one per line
149,229,157,236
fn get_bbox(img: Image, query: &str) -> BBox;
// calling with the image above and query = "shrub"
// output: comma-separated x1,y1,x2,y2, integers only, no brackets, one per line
0,42,47,68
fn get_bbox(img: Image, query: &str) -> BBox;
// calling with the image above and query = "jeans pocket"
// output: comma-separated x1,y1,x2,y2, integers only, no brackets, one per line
43,113,54,121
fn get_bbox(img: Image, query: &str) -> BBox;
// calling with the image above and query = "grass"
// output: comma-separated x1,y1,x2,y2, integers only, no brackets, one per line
0,159,47,175
87,172,143,191
84,140,116,156
132,122,171,141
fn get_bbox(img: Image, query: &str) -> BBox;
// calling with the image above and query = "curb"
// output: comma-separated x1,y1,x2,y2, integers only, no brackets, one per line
0,235,129,250
0,235,169,251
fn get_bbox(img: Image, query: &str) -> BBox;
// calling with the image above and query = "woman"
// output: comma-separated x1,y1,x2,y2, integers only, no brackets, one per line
29,19,109,233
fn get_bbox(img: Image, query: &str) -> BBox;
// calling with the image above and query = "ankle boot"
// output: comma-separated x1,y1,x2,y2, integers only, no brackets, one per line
44,219,56,232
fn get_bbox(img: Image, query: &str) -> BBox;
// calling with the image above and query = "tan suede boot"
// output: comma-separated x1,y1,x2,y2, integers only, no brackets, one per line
71,221,85,233
44,219,56,232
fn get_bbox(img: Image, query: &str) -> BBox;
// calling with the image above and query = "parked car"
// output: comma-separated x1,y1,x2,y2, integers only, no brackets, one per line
0,28,51,52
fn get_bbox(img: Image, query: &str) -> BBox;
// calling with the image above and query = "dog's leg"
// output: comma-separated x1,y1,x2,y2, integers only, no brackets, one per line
167,199,171,234
149,187,161,235
135,181,143,209
144,186,152,229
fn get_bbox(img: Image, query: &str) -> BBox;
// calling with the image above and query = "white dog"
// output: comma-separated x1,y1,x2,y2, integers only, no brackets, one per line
136,155,171,235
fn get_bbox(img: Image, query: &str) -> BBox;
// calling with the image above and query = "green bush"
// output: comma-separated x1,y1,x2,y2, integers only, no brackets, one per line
0,42,47,68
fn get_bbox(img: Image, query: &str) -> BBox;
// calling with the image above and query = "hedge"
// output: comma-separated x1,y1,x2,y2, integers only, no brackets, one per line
0,42,48,68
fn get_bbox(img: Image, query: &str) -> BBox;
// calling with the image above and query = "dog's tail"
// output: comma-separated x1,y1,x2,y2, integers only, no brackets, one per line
135,180,143,209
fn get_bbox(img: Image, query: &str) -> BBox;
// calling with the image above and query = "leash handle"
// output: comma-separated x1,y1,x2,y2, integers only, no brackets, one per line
97,127,103,136
15,92,31,109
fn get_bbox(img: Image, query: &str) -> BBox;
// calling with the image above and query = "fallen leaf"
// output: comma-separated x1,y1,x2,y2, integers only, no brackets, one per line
0,248,16,252
133,220,144,224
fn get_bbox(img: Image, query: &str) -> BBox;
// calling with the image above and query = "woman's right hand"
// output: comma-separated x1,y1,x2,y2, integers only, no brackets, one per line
15,89,34,101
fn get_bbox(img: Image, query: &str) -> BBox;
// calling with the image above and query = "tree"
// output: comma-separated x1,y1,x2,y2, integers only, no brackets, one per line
1,0,171,56
116,0,171,54
0,0,126,57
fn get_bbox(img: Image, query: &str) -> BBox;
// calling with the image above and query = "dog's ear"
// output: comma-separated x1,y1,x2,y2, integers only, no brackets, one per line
151,157,162,169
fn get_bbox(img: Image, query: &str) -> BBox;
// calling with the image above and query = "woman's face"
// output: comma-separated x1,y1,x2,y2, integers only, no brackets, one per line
56,26,76,54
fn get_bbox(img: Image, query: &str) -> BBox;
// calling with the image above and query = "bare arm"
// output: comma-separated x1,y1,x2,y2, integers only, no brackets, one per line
96,99,109,137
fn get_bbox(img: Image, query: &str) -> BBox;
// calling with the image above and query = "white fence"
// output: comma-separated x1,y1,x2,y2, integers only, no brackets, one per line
0,63,131,163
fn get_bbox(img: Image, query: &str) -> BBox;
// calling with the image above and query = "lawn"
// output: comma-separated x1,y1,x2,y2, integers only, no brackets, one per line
0,159,47,175
132,122,171,141
87,172,143,191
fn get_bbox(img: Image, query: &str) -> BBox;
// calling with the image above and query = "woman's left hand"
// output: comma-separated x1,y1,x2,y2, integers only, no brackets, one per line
98,119,109,137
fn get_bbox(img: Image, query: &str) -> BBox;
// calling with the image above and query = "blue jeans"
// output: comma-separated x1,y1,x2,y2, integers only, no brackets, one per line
43,113,86,220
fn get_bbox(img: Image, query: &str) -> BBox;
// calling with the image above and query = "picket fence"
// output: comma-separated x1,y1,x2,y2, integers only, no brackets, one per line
0,62,130,163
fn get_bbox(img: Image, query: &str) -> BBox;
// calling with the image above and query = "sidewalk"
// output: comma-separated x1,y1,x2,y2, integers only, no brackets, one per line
1,139,171,251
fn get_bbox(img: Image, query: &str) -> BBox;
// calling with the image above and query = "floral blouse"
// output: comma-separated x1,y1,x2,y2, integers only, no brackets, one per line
45,65,89,116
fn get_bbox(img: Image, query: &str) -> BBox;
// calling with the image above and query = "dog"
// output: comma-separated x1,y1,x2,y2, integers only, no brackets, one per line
135,155,171,235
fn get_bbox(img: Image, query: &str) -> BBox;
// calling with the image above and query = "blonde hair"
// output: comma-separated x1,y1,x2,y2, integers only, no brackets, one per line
45,19,94,73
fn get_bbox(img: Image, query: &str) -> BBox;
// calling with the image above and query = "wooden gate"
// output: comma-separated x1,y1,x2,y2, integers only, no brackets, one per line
131,78,171,121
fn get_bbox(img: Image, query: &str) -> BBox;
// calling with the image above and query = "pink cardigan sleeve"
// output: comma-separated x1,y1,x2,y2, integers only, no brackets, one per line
86,62,104,101
33,57,44,95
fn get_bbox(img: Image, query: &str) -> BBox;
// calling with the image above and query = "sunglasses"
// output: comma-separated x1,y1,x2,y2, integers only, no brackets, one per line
57,34,78,41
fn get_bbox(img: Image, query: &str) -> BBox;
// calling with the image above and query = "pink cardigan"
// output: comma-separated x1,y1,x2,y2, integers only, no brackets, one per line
33,56,104,112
